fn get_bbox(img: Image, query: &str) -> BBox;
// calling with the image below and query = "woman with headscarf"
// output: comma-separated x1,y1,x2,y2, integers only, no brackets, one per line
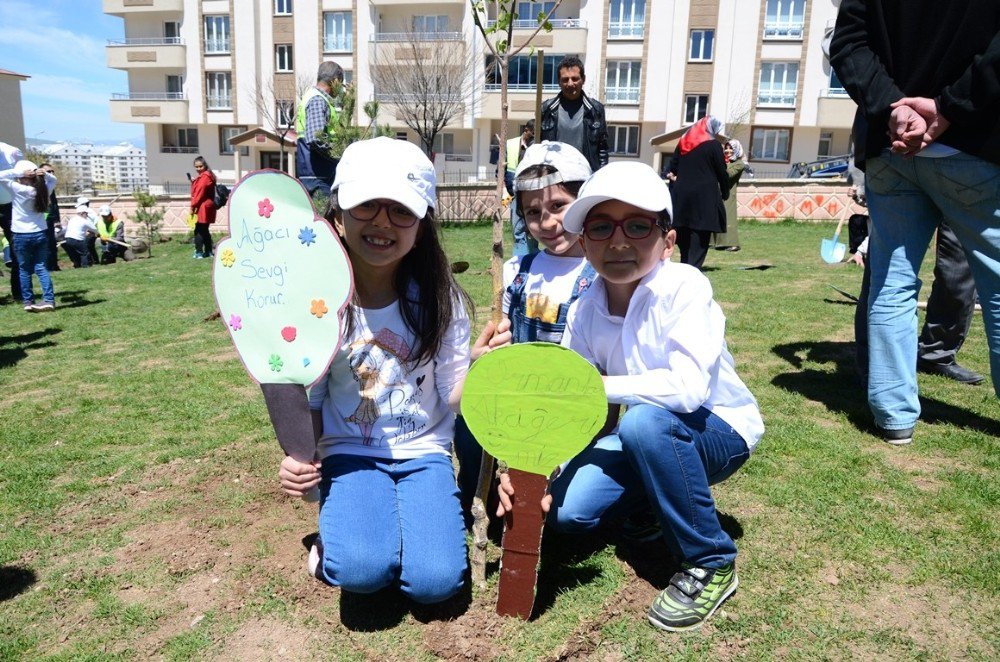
667,116,730,269
714,139,749,252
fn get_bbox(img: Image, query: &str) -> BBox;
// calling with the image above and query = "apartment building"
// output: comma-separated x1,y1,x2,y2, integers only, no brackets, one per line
36,142,149,191
104,0,854,187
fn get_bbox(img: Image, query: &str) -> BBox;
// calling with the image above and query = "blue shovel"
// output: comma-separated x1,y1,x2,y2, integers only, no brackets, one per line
820,203,849,264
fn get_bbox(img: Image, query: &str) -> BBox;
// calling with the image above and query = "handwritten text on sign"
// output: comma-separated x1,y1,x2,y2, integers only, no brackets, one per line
213,170,352,387
461,343,606,475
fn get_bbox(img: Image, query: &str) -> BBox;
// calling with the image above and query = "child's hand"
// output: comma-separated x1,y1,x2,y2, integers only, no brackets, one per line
471,318,512,361
278,456,321,497
496,472,553,517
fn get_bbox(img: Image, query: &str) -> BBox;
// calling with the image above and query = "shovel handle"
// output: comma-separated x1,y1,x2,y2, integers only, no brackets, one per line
831,196,851,240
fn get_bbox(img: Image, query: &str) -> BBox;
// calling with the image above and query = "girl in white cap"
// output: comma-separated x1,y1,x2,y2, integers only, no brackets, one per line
0,160,58,311
277,137,493,605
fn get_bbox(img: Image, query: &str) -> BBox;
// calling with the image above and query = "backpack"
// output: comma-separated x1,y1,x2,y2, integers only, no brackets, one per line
213,183,230,208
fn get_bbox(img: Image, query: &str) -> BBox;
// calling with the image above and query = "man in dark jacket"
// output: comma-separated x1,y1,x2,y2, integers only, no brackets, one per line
830,0,1000,445
540,56,609,173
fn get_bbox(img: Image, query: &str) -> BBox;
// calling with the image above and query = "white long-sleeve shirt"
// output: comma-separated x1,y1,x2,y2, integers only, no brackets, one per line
562,259,764,452
64,213,98,241
0,168,57,234
309,288,471,460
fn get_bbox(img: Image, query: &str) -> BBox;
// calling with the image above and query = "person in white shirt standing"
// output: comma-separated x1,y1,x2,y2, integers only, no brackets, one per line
524,162,763,632
0,160,58,311
0,142,24,301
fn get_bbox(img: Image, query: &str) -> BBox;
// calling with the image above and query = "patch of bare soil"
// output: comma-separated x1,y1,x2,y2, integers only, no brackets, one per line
422,591,511,661
541,571,659,662
213,618,322,661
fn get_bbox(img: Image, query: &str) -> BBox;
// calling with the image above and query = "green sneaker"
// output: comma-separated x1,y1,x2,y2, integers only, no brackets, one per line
648,563,738,632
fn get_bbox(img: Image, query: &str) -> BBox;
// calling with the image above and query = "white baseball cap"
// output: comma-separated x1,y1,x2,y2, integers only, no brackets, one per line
562,162,673,235
514,141,592,192
332,137,436,218
13,160,38,176
99,205,112,216
75,196,90,206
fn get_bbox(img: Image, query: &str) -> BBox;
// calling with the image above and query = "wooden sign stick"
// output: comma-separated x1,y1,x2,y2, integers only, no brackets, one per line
496,469,548,618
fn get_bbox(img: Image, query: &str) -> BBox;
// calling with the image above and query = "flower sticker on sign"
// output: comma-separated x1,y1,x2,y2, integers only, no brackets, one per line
213,170,353,387
461,343,606,475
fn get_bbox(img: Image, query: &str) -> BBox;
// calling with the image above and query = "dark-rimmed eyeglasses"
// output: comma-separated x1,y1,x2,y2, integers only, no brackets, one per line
349,200,419,228
582,216,659,241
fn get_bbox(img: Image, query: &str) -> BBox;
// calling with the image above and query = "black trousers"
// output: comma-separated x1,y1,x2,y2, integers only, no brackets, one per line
917,222,976,365
45,217,60,270
0,203,20,300
194,223,214,256
856,222,976,374
675,227,712,270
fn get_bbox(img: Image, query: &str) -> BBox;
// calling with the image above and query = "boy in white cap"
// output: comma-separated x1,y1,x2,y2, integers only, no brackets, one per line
75,196,101,265
508,161,764,632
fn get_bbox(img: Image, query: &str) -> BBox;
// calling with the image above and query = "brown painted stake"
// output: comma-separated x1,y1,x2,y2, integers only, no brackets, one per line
496,468,549,619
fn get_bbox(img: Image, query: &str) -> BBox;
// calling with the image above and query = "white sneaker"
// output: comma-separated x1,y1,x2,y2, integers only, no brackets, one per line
307,542,323,580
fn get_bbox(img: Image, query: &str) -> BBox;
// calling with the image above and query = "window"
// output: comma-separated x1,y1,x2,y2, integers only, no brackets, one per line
608,125,640,156
206,72,232,109
828,69,847,96
433,133,454,155
323,12,352,52
395,131,409,141
164,21,180,43
605,61,641,104
751,127,792,161
275,100,295,128
412,15,449,34
758,62,798,107
516,2,556,20
275,44,293,72
178,128,198,149
817,131,833,157
485,54,561,90
689,30,714,61
764,0,805,39
274,0,292,15
220,126,249,156
609,0,645,38
204,15,230,53
166,75,183,97
684,94,709,124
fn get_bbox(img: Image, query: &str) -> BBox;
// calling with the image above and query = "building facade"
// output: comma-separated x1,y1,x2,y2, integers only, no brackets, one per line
36,142,149,192
0,69,29,150
104,0,853,187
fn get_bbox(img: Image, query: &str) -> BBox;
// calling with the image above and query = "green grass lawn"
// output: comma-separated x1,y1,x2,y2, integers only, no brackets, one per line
0,222,996,660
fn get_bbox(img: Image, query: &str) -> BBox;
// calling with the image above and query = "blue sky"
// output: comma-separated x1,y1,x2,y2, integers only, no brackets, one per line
0,0,141,145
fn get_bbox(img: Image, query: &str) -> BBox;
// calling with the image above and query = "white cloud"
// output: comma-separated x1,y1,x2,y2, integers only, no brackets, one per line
23,75,113,107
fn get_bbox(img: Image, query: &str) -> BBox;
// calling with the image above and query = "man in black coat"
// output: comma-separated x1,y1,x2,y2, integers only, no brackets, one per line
539,56,609,173
830,0,1000,445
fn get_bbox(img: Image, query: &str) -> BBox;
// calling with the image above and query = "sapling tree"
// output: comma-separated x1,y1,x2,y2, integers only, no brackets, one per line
130,190,165,257
468,0,563,587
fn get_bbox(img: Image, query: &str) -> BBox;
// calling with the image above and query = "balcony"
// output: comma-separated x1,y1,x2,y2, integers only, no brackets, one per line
757,92,797,108
608,21,644,39
371,32,462,42
204,38,231,55
763,21,804,40
605,86,640,105
110,92,188,123
483,83,559,93
485,19,587,30
106,38,184,69
817,91,856,129
206,95,233,110
103,0,183,15
323,37,353,53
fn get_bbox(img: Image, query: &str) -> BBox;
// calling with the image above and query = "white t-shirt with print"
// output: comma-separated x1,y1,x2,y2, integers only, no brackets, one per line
309,295,470,460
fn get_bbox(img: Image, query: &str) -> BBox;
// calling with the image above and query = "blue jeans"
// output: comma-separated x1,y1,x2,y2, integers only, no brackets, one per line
865,151,1000,429
549,404,750,569
12,231,54,305
506,170,537,257
317,453,467,604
